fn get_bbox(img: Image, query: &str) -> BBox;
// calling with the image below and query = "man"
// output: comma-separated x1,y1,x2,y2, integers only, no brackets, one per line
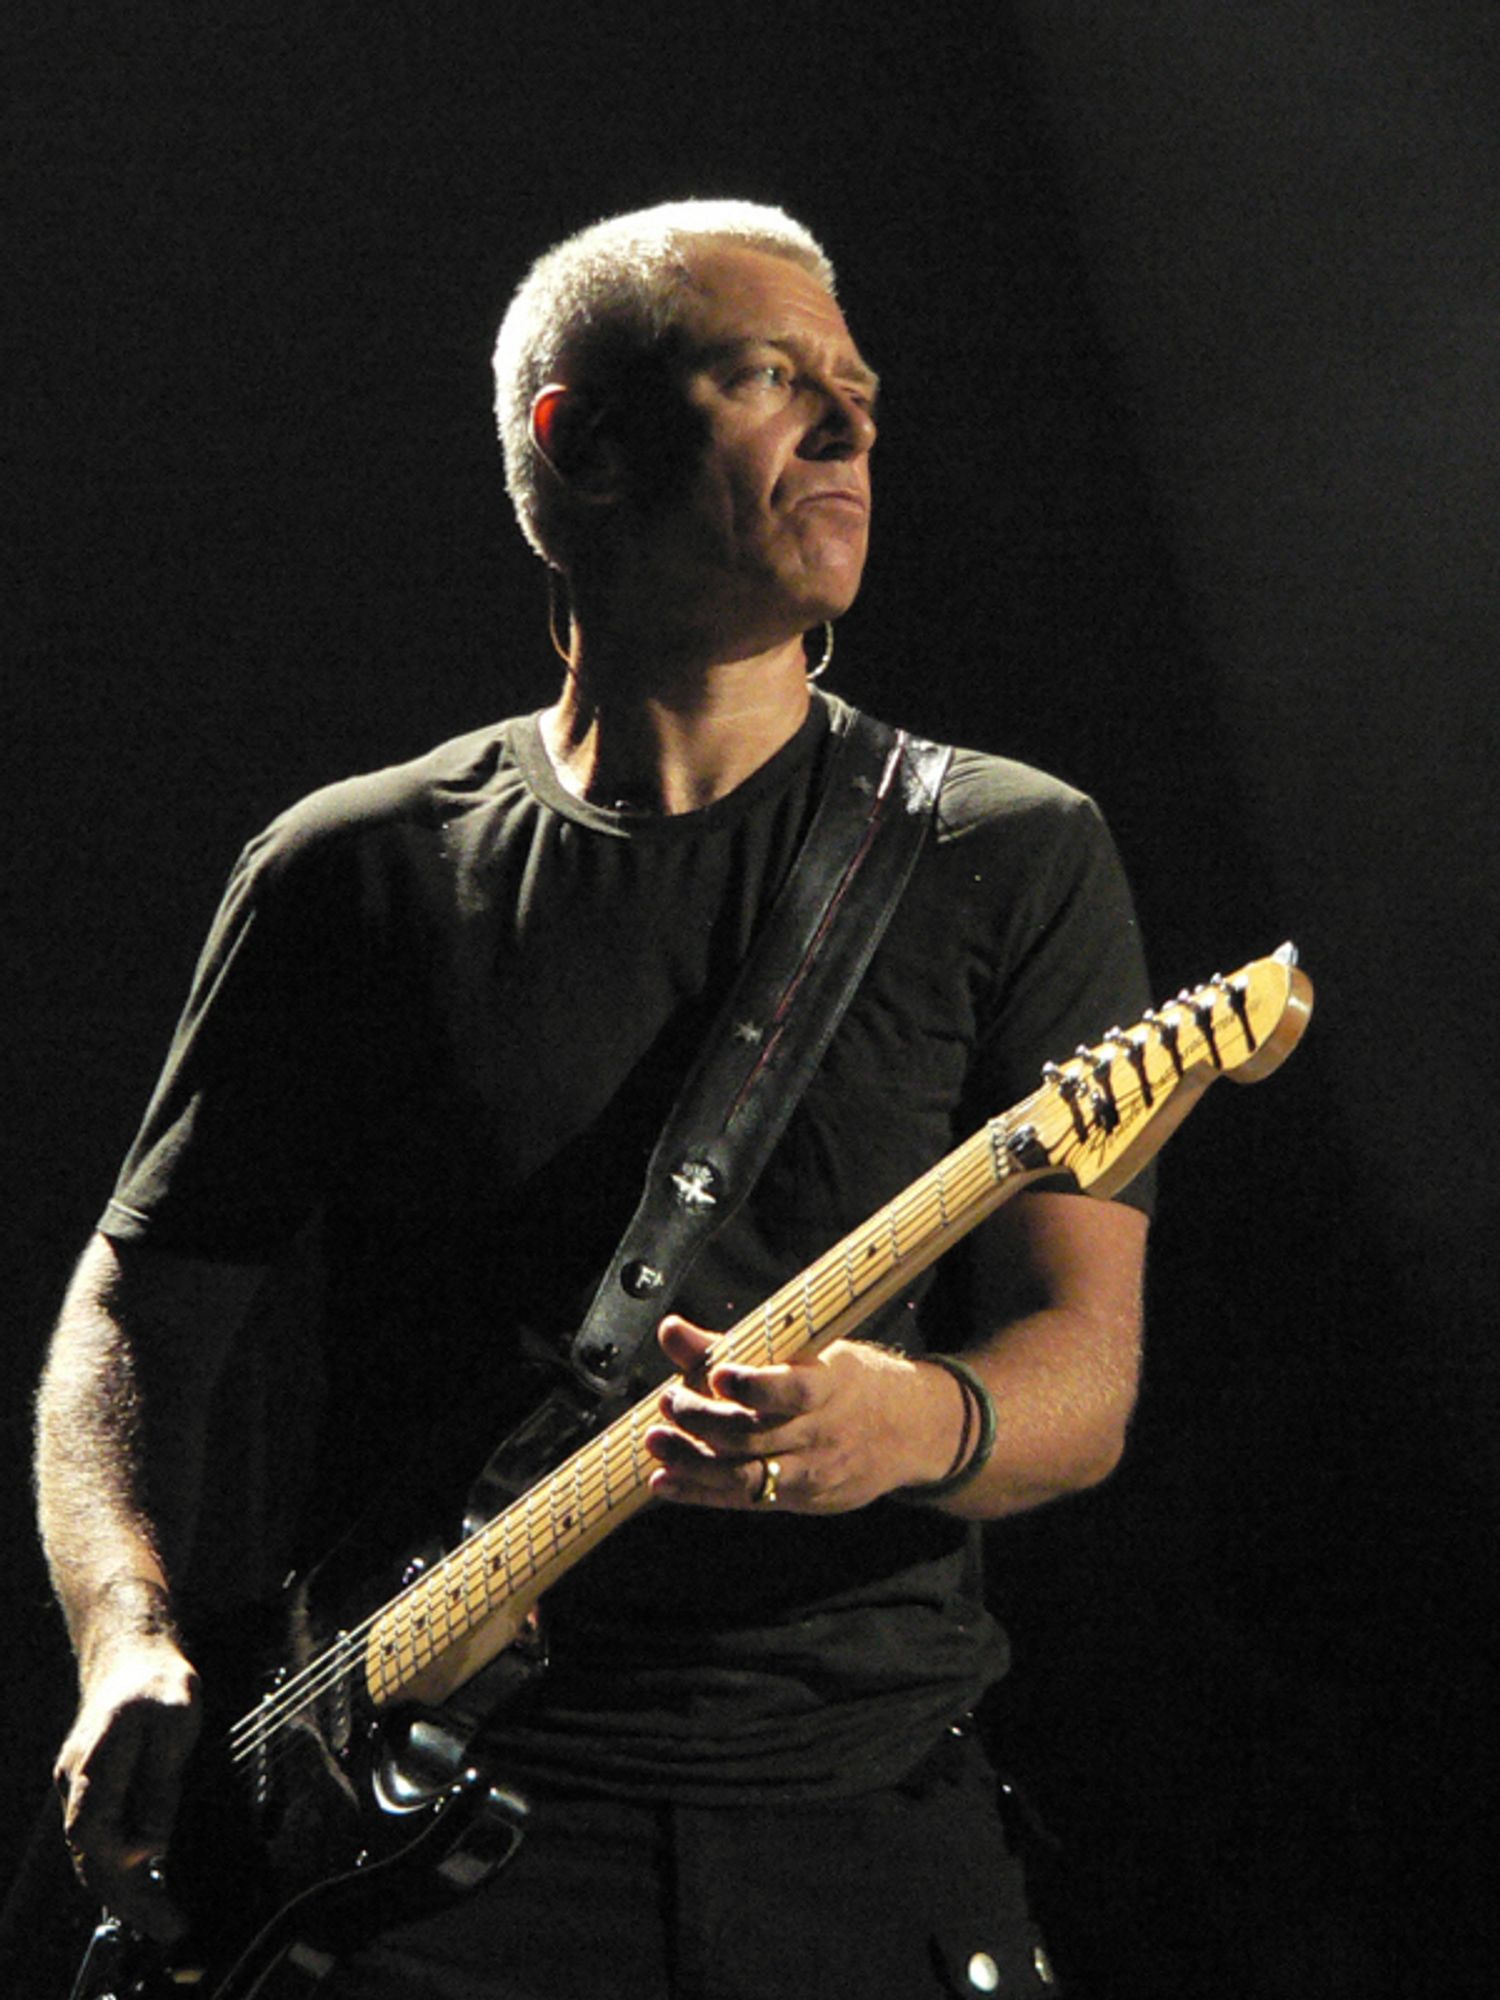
37,200,1151,1997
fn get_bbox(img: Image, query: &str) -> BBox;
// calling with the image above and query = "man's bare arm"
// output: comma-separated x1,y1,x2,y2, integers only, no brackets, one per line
912,1190,1147,1519
35,1233,264,1937
648,1191,1148,1521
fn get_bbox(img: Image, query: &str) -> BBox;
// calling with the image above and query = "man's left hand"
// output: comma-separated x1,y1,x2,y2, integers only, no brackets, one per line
645,1317,961,1513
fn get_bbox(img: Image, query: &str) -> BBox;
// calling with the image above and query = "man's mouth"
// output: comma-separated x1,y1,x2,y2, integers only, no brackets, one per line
794,487,868,514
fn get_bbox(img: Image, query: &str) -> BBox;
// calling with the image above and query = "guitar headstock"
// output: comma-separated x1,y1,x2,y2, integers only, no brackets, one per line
1017,944,1314,1200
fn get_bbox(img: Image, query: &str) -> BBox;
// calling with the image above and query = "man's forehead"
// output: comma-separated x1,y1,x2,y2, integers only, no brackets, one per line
677,244,876,382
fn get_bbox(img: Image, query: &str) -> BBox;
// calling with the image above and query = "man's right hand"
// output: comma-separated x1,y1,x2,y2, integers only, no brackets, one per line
36,1239,266,1940
55,1630,202,1942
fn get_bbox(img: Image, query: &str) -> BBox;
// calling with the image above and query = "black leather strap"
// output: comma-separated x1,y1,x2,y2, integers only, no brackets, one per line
563,708,951,1412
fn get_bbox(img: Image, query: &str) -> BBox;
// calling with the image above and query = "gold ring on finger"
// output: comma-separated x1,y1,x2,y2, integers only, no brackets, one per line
753,1456,782,1507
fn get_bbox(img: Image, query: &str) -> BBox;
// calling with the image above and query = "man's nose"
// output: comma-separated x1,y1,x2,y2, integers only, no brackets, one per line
804,386,877,459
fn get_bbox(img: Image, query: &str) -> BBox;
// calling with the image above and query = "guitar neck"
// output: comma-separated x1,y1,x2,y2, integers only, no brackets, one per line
360,1104,1045,1709
355,947,1311,1712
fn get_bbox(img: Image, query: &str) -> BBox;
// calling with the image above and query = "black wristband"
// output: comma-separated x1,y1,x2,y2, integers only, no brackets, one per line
895,1353,998,1503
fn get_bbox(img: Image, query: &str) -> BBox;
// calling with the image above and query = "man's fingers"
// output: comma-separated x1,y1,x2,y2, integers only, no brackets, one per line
657,1317,826,1433
653,1385,812,1467
60,1701,144,1853
129,1700,200,1846
64,1690,198,1843
64,1793,189,1941
648,1431,784,1511
651,1322,851,1511
58,1669,201,1942
708,1360,813,1415
655,1315,718,1375
75,1845,190,1944
656,1357,814,1424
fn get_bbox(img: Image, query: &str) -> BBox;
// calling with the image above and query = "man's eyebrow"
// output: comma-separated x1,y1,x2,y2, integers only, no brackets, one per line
699,335,882,401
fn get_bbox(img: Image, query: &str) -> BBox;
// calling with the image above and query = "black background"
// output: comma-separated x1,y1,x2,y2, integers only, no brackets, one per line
5,3,1497,1993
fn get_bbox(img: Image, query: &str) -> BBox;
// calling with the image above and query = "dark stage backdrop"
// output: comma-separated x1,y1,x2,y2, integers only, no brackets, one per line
5,4,1496,1993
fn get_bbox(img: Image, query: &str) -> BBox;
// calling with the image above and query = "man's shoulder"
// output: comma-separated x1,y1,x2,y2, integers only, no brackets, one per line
920,739,1108,880
244,715,535,874
829,698,1090,823
828,699,1111,868
938,741,1093,828
920,744,1126,934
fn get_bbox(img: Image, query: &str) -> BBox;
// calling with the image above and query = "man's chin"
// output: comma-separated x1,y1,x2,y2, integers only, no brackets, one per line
787,555,868,628
805,580,865,629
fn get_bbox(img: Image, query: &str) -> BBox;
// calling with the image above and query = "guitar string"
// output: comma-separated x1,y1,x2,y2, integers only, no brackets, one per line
224,1079,1122,1768
226,981,1244,1768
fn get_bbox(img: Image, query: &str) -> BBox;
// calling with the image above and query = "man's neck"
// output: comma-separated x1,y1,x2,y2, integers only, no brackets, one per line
539,629,815,817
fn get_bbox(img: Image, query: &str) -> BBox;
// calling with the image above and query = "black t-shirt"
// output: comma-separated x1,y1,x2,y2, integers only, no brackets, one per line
103,692,1152,1801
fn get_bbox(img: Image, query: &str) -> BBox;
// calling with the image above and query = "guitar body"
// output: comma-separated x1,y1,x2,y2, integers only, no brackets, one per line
71,1751,527,1998
69,1568,534,2000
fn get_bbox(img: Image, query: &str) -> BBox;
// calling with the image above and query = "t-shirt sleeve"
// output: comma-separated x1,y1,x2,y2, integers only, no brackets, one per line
965,779,1157,1217
100,821,342,1261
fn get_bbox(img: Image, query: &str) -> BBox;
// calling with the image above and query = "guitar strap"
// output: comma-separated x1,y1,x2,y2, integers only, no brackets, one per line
463,707,950,1530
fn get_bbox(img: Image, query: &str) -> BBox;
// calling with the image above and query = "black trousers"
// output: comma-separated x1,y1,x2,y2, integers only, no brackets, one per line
326,1730,1057,2000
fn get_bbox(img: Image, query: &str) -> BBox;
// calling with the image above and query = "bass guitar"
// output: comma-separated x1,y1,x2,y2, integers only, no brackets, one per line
70,946,1313,1999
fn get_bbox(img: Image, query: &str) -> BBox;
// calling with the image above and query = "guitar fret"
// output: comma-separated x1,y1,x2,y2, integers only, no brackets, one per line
447,1568,468,1641
908,1180,937,1241
484,1522,504,1607
547,1479,566,1549
547,1473,563,1561
411,1614,433,1668
515,1500,534,1564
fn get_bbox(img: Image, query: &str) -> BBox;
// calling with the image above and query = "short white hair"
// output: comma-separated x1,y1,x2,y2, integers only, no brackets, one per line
493,199,836,566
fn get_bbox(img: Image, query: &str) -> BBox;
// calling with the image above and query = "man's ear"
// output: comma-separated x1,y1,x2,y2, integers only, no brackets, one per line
530,384,622,503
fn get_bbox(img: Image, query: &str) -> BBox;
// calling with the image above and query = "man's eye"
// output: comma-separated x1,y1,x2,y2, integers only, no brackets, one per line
734,364,790,391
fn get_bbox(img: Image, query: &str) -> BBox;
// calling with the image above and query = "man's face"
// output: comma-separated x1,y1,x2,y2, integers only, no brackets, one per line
622,244,879,647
